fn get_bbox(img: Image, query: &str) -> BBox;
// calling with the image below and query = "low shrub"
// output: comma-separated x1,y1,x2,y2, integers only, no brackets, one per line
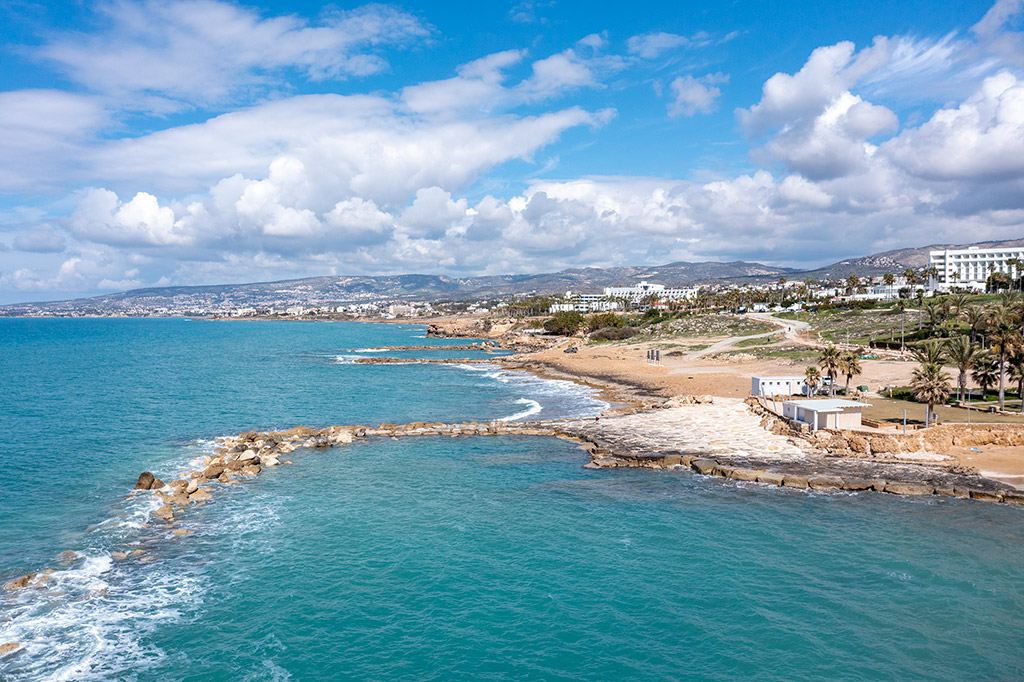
589,326,638,341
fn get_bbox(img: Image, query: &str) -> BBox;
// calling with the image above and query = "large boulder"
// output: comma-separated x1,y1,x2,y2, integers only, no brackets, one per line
691,458,718,475
153,505,175,521
3,574,35,590
0,642,21,656
728,468,762,482
189,488,213,502
808,475,845,490
202,464,225,479
756,472,786,486
884,483,935,496
134,472,156,490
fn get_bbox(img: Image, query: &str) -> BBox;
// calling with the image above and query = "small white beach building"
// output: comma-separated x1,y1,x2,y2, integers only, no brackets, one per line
782,399,870,431
752,376,808,397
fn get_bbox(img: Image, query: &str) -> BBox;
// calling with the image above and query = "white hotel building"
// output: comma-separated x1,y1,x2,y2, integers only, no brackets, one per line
929,246,1024,290
603,281,699,302
550,281,698,313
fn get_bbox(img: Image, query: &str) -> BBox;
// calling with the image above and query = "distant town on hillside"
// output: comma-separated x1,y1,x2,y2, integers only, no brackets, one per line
3,238,1023,318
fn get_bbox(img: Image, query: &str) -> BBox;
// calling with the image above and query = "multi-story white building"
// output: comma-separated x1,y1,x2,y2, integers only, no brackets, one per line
549,300,621,313
929,246,1024,290
602,280,698,301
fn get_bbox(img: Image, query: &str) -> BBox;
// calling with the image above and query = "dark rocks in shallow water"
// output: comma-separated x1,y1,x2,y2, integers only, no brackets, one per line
151,478,165,490
134,472,155,490
202,464,225,479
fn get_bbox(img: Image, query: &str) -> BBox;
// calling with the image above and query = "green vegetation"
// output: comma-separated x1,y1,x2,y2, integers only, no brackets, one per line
589,326,638,341
543,311,585,336
734,336,773,348
642,313,775,339
587,312,627,331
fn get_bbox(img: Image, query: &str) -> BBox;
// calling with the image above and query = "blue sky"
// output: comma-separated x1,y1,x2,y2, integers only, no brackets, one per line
0,0,1020,302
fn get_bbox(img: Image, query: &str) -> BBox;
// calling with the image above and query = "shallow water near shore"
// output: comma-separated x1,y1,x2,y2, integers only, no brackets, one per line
2,318,1024,681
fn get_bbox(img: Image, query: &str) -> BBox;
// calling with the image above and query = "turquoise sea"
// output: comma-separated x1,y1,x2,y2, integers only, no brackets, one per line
1,318,1023,681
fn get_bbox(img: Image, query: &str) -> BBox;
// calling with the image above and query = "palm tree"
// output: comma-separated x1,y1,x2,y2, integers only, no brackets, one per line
972,351,999,401
911,362,952,427
1008,258,1023,292
915,289,925,330
883,272,896,300
804,366,821,397
987,310,1021,410
838,352,862,396
910,340,946,367
819,345,841,397
845,275,860,295
904,268,918,287
963,305,985,344
949,292,970,318
1009,349,1024,413
922,298,944,334
944,336,980,401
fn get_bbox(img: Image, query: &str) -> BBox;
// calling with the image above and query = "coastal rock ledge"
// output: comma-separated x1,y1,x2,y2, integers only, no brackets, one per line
132,402,1023,528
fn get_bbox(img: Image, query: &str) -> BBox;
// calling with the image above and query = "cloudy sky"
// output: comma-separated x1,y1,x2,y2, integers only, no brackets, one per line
0,0,1022,302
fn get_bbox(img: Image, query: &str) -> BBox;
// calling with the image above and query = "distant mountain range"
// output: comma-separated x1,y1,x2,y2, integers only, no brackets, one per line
4,237,1022,314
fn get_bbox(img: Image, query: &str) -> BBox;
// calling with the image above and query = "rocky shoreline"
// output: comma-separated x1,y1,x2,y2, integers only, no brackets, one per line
5,396,1020,614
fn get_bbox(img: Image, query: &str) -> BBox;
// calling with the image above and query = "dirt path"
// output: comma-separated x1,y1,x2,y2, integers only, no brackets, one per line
686,313,811,359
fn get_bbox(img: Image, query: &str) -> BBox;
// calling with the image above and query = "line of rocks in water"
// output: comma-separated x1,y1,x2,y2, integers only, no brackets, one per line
591,450,1024,503
353,357,480,364
4,408,1019,644
352,343,499,351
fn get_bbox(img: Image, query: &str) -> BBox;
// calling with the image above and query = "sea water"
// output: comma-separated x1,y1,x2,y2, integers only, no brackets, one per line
0,318,1022,681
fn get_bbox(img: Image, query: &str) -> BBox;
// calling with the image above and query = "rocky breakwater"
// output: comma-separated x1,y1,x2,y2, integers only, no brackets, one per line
567,396,1022,505
427,319,556,352
129,425,364,524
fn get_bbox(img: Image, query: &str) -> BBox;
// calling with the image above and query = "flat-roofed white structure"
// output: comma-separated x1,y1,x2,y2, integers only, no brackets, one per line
782,399,870,431
752,376,808,397
603,280,698,301
549,300,621,313
929,246,1024,290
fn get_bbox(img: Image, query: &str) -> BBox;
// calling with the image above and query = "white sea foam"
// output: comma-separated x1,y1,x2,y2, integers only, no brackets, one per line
500,398,543,421
334,355,359,364
352,347,391,353
0,444,218,681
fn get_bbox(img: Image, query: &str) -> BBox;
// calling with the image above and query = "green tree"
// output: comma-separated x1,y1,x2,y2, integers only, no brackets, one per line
910,340,947,366
587,312,625,331
1010,349,1024,414
963,305,985,344
972,351,999,400
987,311,1021,410
922,298,944,335
944,336,980,401
543,311,586,336
838,352,862,396
883,272,896,299
819,345,841,397
911,362,952,427
804,366,821,396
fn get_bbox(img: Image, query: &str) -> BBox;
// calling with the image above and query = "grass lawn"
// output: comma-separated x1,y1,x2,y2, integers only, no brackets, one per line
721,344,820,363
862,396,1024,426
